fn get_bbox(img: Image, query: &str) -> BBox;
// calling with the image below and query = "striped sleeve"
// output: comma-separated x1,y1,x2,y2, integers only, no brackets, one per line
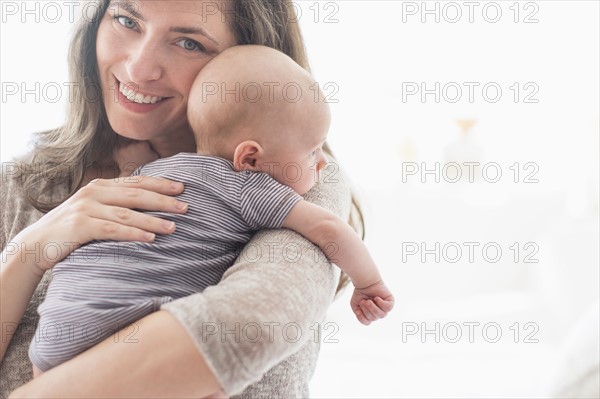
240,172,302,230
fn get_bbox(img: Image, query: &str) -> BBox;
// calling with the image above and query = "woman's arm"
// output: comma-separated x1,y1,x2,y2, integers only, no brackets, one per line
0,174,186,360
0,246,45,362
0,166,47,363
10,311,220,398
159,168,352,395
9,165,352,398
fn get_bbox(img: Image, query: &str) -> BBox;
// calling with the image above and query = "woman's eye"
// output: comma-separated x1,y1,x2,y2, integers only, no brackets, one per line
176,39,205,53
115,16,137,30
310,150,317,157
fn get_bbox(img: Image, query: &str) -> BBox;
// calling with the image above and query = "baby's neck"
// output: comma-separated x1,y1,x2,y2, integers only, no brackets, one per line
195,143,216,155
195,147,233,163
195,148,214,157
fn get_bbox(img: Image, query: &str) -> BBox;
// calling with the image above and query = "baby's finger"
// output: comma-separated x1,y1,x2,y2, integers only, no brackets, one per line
355,309,371,326
375,296,395,312
359,300,377,321
365,300,387,319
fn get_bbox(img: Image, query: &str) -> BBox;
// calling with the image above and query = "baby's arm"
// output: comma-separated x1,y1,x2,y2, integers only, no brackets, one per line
282,201,394,325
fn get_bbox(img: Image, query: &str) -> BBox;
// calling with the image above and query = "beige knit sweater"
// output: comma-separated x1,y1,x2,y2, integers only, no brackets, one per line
0,158,351,398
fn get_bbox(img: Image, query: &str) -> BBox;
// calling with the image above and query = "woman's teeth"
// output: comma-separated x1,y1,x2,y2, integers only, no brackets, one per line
119,82,163,104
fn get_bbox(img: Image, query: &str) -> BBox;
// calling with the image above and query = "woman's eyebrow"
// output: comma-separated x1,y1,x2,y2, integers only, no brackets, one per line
111,1,140,17
169,26,220,46
110,2,220,46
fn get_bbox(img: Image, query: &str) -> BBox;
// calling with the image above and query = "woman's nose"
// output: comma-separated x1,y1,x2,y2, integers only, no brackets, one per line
125,39,163,83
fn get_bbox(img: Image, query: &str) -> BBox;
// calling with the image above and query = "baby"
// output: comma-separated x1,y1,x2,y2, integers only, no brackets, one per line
29,45,394,388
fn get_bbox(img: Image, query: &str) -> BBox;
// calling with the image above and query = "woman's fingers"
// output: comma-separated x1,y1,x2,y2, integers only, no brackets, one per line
105,186,187,212
15,175,187,270
88,217,157,242
100,206,177,235
78,181,188,214
90,175,184,196
72,179,184,241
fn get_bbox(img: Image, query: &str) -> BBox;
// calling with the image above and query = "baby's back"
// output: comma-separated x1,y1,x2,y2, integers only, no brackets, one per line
49,153,257,301
30,153,302,371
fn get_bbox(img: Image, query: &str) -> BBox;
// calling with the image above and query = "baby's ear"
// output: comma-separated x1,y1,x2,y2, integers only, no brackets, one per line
233,140,263,172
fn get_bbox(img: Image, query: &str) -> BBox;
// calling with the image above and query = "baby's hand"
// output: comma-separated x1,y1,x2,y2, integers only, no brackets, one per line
350,280,395,325
114,140,159,177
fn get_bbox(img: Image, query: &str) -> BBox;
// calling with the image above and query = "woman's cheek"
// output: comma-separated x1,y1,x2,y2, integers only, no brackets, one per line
177,68,207,102
96,19,112,61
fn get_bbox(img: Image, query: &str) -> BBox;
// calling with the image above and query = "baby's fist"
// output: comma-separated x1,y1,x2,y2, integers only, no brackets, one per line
350,280,395,325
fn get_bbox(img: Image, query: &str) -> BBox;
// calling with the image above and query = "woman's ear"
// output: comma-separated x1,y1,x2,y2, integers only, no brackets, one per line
233,140,263,172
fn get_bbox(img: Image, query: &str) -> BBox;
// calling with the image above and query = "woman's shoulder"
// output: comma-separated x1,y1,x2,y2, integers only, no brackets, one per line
304,160,353,220
1,153,69,249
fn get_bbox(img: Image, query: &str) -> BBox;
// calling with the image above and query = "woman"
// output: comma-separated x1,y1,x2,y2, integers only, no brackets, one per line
0,0,364,397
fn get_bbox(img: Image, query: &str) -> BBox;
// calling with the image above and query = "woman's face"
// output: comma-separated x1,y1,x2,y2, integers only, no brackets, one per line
96,0,237,153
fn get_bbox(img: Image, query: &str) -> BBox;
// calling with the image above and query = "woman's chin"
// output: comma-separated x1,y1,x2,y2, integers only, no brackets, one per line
111,126,158,143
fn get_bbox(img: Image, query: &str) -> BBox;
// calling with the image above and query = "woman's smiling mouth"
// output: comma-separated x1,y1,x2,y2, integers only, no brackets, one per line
119,82,164,104
114,77,171,113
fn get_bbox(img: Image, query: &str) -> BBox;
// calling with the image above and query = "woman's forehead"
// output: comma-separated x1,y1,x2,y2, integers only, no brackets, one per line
107,0,235,45
109,0,228,20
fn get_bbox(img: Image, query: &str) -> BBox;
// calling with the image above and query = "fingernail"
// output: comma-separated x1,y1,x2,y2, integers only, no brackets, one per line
171,182,183,190
176,202,188,211
144,233,155,241
163,221,175,231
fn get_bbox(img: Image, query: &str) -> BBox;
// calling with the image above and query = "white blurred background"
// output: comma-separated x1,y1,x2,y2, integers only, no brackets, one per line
1,1,599,397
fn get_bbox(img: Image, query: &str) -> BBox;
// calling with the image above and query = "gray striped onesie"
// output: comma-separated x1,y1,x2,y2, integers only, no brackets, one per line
28,152,303,372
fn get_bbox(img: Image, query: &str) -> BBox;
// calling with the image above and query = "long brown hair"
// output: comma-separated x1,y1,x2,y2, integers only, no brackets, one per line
23,0,363,295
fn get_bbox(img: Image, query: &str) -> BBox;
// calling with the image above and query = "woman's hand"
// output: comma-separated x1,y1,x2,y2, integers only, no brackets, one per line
10,175,187,273
0,174,188,362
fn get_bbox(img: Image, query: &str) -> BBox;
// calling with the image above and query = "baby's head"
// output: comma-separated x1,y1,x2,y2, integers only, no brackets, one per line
187,45,330,195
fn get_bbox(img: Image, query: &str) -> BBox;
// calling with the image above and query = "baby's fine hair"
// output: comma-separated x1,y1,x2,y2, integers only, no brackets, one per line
187,45,327,153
